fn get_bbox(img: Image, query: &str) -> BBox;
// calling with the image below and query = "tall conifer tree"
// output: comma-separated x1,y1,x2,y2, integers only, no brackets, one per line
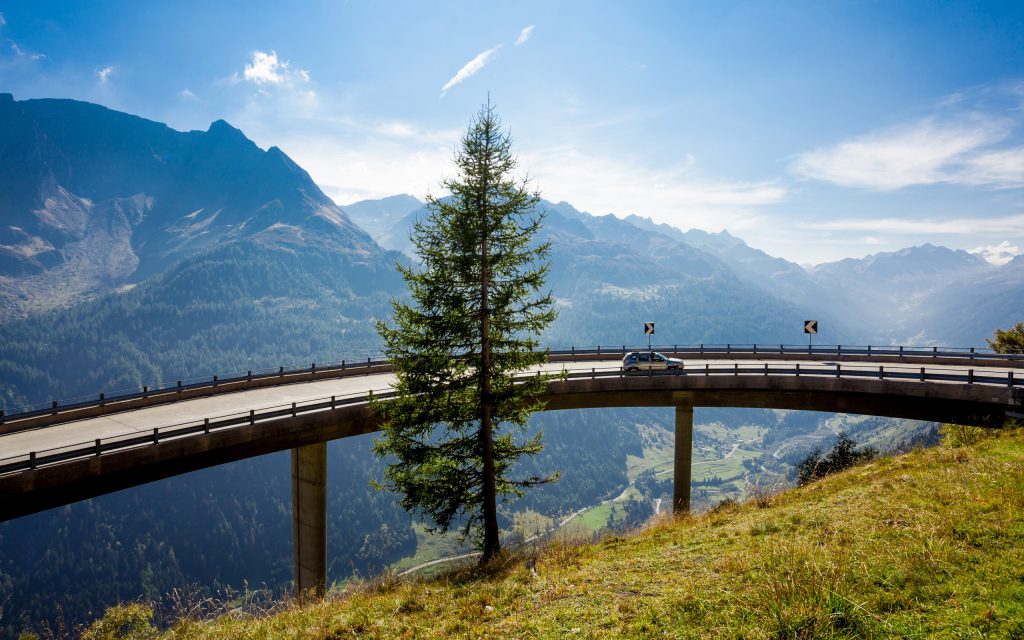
371,102,558,562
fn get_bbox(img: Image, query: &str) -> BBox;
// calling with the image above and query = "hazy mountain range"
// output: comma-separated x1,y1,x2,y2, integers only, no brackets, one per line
344,195,1017,347
0,96,1015,635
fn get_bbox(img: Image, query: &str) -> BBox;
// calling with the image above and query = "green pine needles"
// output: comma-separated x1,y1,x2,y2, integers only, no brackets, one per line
371,102,559,563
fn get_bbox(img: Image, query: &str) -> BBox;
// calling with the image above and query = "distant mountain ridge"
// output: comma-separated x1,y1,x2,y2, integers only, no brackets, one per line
0,94,379,318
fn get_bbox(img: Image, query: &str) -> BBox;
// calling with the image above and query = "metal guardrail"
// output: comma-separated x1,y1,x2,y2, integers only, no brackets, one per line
0,361,1018,479
2,343,1021,423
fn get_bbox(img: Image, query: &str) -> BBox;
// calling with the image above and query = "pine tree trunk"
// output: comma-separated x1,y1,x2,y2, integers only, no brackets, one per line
479,115,501,564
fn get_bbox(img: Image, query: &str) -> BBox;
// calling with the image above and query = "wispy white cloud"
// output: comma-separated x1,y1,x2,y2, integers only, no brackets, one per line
790,116,1024,190
179,88,198,100
791,82,1024,194
807,213,1024,235
96,66,114,83
441,46,501,96
522,145,785,231
243,50,288,85
970,240,1022,265
231,49,317,109
515,25,535,46
9,41,44,60
0,13,6,28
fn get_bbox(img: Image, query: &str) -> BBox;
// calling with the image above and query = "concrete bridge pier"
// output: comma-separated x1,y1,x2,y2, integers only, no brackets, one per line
291,442,327,599
673,403,694,514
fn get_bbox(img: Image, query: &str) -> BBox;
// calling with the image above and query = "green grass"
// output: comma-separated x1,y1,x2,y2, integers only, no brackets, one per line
135,427,1024,639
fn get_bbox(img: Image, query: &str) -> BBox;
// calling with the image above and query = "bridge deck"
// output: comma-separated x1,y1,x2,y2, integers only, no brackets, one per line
0,356,1020,522
1,358,1018,462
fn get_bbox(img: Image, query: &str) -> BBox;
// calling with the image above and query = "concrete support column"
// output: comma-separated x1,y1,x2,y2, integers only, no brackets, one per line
291,442,327,599
673,404,694,514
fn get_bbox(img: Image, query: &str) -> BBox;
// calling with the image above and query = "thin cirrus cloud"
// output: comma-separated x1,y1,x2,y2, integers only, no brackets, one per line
791,115,1024,190
515,25,535,46
439,25,534,97
96,66,114,83
440,46,501,97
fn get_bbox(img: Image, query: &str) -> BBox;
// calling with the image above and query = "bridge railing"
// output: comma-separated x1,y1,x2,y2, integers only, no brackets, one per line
2,343,1021,423
1,361,1019,480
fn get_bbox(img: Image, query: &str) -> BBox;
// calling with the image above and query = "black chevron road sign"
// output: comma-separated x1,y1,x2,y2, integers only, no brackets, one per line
804,320,818,334
644,322,655,335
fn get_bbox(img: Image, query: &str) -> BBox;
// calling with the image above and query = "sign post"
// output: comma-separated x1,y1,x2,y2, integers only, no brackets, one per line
644,321,655,351
804,320,818,349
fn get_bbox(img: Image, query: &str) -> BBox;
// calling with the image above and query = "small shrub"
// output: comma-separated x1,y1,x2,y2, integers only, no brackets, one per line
796,433,877,486
940,423,999,448
81,603,156,640
711,497,738,513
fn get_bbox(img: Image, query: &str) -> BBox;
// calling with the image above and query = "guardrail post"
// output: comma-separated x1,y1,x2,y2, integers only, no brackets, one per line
933,346,938,357
292,442,328,600
95,439,101,456
764,363,768,376
0,409,4,424
177,381,182,392
29,451,36,469
920,367,925,382
970,348,975,359
705,363,709,376
280,367,284,377
143,385,148,398
1010,371,1015,388
292,402,297,417
331,395,336,410
700,344,704,356
250,409,255,424
591,368,595,379
867,345,872,356
153,428,159,444
204,418,210,434
672,403,694,514
836,364,841,378
753,343,757,355
51,400,57,414
248,370,252,381
312,363,316,373
796,363,801,376
213,375,218,386
899,345,903,357
968,369,974,384
571,346,575,361
726,343,731,355
597,345,601,355
780,344,784,354
879,366,884,380
837,345,841,355
342,360,346,371
734,363,738,376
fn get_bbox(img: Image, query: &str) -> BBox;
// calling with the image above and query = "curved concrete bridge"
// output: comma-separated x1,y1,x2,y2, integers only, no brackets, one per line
1,346,1021,595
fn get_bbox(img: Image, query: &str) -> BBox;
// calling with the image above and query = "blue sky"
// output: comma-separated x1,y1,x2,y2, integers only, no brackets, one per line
2,1,1024,264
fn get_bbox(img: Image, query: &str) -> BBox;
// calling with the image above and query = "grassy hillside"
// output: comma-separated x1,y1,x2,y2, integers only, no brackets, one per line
120,427,1024,638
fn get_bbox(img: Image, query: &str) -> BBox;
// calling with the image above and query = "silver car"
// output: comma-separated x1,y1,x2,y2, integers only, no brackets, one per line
622,351,684,372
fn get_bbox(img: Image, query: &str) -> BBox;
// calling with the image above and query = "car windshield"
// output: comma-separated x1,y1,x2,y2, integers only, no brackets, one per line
653,353,666,361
